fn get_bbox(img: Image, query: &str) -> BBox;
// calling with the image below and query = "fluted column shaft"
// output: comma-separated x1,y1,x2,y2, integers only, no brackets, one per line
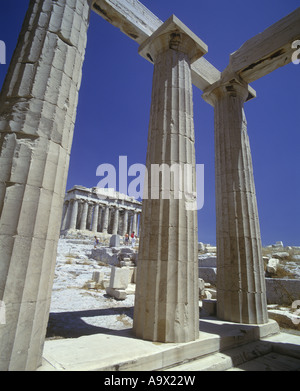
112,206,119,235
69,199,78,230
86,203,93,231
79,200,88,231
102,205,109,234
133,17,207,343
122,209,129,235
91,203,99,232
61,201,69,230
0,0,90,370
132,211,137,233
208,80,268,324
97,206,103,232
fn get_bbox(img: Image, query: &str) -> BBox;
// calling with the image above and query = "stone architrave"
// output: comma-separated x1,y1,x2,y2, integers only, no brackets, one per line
203,78,268,325
133,15,207,343
0,0,91,371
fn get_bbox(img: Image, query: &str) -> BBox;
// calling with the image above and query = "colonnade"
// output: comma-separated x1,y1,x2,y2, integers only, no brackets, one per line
61,197,141,236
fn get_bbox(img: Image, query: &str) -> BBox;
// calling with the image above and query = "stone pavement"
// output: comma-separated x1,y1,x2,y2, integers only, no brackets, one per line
38,317,300,371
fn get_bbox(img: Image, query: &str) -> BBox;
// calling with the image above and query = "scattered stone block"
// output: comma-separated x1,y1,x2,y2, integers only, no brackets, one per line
85,282,96,289
91,247,119,265
198,242,205,252
125,283,136,295
266,258,280,275
274,241,284,247
106,287,127,300
128,266,137,284
110,234,120,247
205,245,217,253
266,278,300,305
202,299,217,316
102,279,110,289
199,267,217,285
198,256,217,267
109,266,130,289
272,252,289,260
92,271,104,283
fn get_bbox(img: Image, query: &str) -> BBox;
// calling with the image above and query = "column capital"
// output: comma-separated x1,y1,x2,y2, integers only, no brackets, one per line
139,14,207,63
202,73,256,107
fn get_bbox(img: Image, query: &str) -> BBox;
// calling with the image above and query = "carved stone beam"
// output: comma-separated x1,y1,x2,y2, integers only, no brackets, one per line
224,7,300,83
91,0,221,90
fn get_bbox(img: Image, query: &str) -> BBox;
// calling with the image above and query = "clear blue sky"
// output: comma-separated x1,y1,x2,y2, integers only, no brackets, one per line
0,1,299,246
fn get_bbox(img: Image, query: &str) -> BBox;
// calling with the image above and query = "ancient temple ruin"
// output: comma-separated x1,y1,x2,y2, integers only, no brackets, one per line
0,0,299,371
61,186,142,236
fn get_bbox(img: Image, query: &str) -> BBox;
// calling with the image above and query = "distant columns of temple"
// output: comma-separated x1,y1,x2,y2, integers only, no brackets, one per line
61,196,142,236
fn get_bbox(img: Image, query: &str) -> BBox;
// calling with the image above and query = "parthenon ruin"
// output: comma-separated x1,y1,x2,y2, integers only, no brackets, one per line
0,0,299,371
61,185,142,236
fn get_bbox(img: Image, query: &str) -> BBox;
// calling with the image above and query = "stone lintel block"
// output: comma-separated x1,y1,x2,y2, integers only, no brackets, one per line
138,14,207,63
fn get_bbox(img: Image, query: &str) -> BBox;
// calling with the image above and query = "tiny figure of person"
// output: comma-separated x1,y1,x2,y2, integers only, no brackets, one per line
131,231,136,248
124,233,129,246
94,236,99,248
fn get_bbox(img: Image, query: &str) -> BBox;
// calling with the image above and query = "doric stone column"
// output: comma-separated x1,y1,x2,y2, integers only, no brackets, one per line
112,206,119,235
79,200,88,231
97,205,103,232
133,16,207,343
102,205,109,234
132,210,137,234
86,203,93,231
0,0,90,370
203,78,268,324
122,209,129,235
60,201,69,230
137,211,141,235
128,212,133,234
69,199,79,230
91,203,99,232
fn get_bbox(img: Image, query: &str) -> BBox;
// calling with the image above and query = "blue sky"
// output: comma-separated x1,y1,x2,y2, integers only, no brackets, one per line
0,1,299,246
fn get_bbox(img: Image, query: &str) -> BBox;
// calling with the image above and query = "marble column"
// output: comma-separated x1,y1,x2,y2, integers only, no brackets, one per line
123,209,129,235
60,201,69,230
137,212,141,235
91,203,99,232
69,199,79,230
128,212,133,234
79,200,88,231
133,16,207,343
112,206,119,235
102,205,109,234
132,211,137,234
203,78,268,324
97,206,103,232
0,0,90,370
86,203,93,231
